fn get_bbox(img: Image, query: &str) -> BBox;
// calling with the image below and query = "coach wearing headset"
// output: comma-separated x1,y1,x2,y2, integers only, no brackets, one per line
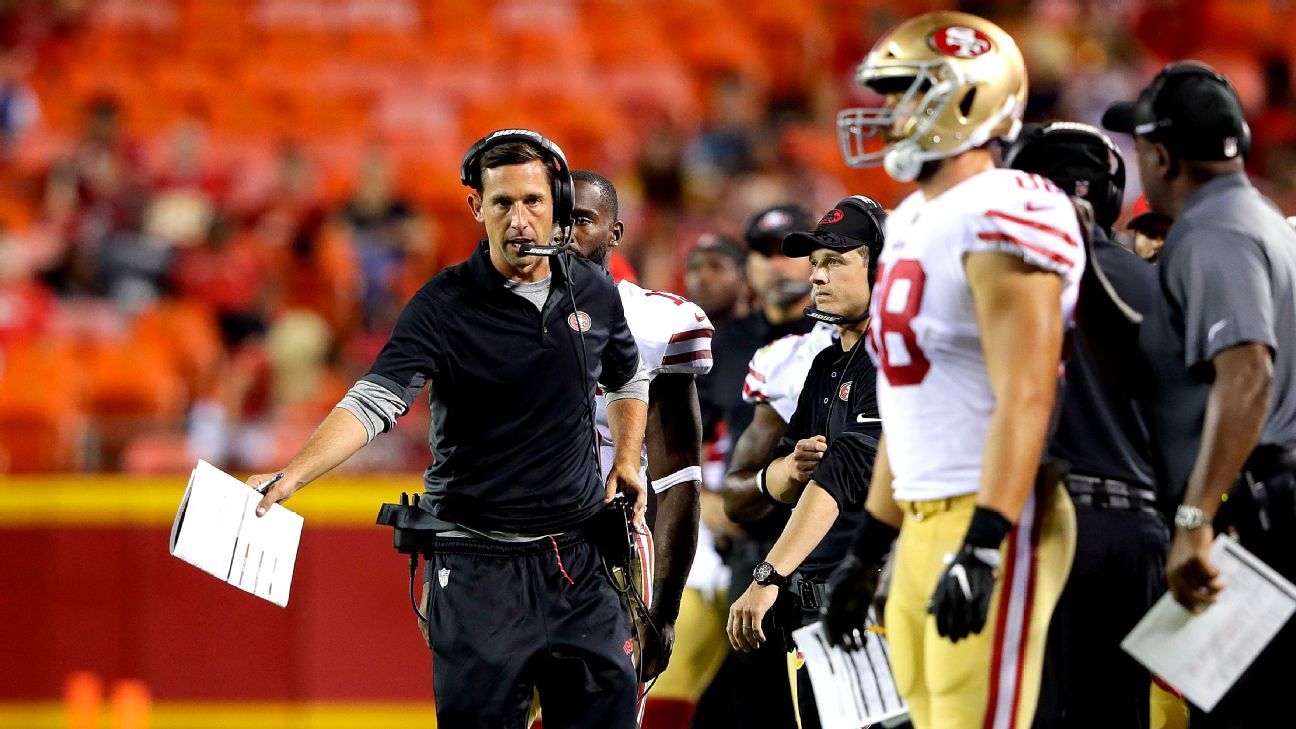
1106,62,1296,728
244,129,651,729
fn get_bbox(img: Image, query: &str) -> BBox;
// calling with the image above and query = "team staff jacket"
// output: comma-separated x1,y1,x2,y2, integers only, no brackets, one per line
772,337,881,575
361,241,641,535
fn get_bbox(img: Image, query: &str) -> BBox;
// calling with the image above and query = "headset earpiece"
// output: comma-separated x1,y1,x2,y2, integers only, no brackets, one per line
460,128,575,231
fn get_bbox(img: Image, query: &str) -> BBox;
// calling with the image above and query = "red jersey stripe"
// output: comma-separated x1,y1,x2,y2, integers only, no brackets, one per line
668,328,715,343
985,210,1080,248
662,349,714,366
976,232,1076,269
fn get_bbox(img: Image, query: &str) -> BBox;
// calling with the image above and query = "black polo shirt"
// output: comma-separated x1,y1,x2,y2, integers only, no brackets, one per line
1049,229,1158,489
771,337,881,576
362,241,641,534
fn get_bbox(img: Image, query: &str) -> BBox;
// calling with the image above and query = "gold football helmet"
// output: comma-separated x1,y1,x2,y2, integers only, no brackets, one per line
837,11,1027,182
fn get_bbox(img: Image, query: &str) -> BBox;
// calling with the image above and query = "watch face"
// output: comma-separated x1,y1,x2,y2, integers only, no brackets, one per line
754,562,772,582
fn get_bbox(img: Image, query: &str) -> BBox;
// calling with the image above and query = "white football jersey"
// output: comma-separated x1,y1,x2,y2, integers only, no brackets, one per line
868,168,1085,502
597,280,714,492
742,322,838,422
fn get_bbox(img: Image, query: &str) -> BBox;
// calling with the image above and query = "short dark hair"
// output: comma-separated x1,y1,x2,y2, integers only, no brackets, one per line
476,141,553,191
571,170,619,220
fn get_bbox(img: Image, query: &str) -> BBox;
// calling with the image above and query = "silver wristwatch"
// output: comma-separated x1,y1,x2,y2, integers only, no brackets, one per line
1174,504,1208,530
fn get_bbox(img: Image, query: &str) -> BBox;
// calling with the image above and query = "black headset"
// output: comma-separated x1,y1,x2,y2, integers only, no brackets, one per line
1004,121,1125,232
460,128,576,256
1137,61,1252,158
840,194,888,288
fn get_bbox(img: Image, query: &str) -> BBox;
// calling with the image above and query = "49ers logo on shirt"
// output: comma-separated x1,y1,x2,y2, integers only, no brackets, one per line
838,381,852,401
568,311,592,332
929,26,993,59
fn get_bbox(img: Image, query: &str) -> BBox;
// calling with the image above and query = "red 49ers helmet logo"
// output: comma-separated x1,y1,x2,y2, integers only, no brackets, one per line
568,311,592,332
929,26,993,59
838,381,852,401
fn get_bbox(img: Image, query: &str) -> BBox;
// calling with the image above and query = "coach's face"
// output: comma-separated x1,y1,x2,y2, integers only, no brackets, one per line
470,160,554,279
809,246,871,319
570,179,623,268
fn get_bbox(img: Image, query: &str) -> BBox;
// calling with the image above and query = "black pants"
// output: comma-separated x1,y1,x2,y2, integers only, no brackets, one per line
424,532,638,729
1191,470,1296,728
1034,505,1170,729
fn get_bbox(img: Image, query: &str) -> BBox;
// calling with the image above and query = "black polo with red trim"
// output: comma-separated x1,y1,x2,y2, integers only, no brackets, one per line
362,241,641,534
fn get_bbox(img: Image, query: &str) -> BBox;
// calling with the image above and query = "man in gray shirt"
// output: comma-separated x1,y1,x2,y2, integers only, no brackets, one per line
1106,60,1296,728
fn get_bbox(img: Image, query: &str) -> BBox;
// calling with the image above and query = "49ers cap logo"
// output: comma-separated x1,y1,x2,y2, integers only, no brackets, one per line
819,209,845,225
838,381,852,401
929,26,993,59
568,311,592,332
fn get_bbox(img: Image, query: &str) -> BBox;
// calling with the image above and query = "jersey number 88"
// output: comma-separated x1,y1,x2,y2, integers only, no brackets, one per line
871,260,930,386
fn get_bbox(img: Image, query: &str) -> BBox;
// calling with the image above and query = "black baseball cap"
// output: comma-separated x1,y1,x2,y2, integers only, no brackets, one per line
1102,60,1250,161
687,233,747,269
743,204,813,256
782,196,886,259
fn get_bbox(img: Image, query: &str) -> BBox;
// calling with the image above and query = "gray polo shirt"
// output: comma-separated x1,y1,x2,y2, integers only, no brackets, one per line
1140,172,1296,501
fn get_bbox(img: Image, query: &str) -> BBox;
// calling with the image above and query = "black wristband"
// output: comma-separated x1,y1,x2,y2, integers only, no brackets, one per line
851,510,900,566
964,506,1013,550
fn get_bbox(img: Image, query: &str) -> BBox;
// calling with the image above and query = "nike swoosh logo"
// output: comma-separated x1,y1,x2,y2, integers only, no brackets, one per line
1025,202,1052,212
1208,319,1227,341
694,313,706,322
856,415,882,424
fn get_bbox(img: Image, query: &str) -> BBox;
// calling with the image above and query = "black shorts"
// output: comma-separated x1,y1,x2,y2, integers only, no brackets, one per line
423,530,638,729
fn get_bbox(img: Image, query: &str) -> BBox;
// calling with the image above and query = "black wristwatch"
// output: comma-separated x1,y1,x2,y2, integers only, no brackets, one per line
753,561,789,588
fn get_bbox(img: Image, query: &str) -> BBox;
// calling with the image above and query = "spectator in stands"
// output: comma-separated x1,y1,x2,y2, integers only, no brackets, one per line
335,147,427,331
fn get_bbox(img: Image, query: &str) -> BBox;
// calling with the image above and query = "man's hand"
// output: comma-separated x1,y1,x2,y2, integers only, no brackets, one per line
639,614,676,680
245,472,300,517
823,555,879,650
1167,526,1222,613
606,461,647,525
784,435,827,484
727,582,778,652
928,545,1000,642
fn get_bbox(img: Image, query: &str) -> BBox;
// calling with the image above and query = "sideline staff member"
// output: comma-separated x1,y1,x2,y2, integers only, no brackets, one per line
246,129,650,729
725,197,885,727
1005,123,1166,729
1106,61,1296,729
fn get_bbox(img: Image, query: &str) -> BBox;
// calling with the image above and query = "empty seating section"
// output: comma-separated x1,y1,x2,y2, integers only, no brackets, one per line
26,0,892,203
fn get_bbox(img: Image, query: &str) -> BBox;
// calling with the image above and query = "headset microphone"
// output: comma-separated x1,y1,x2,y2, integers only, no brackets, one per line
518,226,574,257
803,306,868,326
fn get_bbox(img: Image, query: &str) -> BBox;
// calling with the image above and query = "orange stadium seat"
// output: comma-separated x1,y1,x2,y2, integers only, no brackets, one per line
132,301,224,401
0,341,88,473
83,338,188,468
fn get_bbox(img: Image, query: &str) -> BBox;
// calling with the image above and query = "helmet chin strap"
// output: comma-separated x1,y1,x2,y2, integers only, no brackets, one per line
803,305,869,326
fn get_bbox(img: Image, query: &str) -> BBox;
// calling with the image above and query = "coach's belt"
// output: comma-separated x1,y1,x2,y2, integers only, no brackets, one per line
1064,474,1158,515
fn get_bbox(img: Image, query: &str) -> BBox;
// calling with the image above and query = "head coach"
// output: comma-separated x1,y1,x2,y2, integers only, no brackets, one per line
243,129,651,729
1106,61,1296,728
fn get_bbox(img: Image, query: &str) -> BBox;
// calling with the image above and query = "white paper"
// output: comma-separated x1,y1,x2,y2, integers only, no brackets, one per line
793,613,909,729
1121,535,1296,711
170,460,304,607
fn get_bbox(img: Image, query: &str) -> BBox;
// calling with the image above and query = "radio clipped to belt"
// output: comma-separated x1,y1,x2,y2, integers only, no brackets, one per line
375,492,456,624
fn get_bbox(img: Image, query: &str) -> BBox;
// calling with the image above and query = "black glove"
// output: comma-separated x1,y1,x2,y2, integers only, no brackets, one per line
928,506,1011,642
822,555,879,649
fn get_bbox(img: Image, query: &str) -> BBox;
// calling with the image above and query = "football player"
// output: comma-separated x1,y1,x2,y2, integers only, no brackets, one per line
823,12,1083,729
567,170,712,721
